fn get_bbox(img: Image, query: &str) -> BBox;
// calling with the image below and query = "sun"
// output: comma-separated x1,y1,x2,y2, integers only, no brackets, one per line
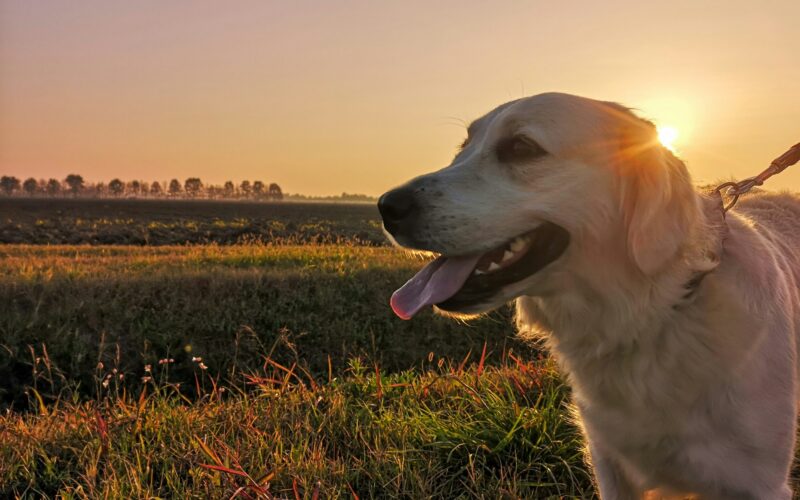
657,125,679,152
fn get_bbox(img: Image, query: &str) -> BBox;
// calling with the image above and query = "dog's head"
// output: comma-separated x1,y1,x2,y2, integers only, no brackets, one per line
380,92,698,319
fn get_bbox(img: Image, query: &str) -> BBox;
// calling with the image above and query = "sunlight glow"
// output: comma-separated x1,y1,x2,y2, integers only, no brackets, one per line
657,125,679,152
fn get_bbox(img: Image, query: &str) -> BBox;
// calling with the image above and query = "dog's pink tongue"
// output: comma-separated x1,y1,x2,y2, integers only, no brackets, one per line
390,255,481,320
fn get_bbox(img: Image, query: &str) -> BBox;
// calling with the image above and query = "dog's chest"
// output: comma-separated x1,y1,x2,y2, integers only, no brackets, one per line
577,394,717,490
549,287,757,419
553,320,727,473
558,320,759,491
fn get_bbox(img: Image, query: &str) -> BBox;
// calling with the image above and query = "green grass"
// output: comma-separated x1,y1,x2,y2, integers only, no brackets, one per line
0,357,596,498
0,241,595,497
0,244,532,408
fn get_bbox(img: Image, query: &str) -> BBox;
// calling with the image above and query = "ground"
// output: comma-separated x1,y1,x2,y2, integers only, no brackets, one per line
0,198,798,498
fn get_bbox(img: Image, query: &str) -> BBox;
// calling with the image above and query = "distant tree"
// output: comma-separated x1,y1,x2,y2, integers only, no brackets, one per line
94,182,106,197
129,180,141,196
46,178,61,196
23,177,38,196
150,181,162,196
139,181,149,196
252,181,265,199
64,174,84,196
109,178,125,196
168,179,182,196
184,177,203,197
268,183,283,201
0,176,21,195
240,180,251,198
224,181,234,198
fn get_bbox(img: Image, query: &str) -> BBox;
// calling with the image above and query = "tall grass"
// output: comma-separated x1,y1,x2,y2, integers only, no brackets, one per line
1,353,596,498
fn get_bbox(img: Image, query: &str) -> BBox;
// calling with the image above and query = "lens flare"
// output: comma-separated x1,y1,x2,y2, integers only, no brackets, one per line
657,126,679,152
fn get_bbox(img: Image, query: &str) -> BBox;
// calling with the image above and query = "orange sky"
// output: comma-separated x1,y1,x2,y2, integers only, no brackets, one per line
1,0,799,196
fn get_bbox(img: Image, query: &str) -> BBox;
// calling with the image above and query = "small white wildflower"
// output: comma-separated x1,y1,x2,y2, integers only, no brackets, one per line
119,373,124,380
97,362,104,370
198,362,208,370
141,376,152,383
192,357,202,363
144,364,152,373
112,368,118,374
102,379,110,388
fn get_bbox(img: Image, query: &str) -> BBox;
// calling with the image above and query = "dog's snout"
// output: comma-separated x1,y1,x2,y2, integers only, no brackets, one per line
378,187,418,235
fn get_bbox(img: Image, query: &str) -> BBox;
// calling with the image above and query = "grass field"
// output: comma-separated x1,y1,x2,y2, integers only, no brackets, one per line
0,243,530,409
0,239,591,498
2,198,799,498
0,198,384,246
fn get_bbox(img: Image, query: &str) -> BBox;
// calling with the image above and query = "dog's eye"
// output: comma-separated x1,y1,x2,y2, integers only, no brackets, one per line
496,136,547,163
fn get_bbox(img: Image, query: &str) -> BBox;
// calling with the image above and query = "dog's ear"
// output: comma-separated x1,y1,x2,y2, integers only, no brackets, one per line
617,118,696,276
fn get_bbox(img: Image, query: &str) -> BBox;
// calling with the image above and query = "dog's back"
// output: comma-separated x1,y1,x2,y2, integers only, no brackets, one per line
736,191,800,282
736,191,800,385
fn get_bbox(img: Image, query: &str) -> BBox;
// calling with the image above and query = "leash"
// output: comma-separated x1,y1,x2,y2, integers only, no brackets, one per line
714,142,800,212
679,142,799,305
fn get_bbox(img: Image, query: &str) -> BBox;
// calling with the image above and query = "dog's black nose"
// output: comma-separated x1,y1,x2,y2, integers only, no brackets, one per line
378,187,418,235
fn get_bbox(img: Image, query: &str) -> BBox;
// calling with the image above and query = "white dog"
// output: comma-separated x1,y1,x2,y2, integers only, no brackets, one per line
379,92,800,499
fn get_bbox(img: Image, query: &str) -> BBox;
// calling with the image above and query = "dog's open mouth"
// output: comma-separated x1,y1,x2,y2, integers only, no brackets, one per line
390,222,570,319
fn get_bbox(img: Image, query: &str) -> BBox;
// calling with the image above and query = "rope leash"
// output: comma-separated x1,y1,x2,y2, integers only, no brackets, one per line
714,142,800,212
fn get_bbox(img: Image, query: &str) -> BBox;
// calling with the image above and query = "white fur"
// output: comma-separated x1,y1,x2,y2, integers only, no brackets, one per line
393,93,800,498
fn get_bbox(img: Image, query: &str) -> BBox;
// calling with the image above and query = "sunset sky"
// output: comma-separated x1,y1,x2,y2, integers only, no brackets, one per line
1,1,799,196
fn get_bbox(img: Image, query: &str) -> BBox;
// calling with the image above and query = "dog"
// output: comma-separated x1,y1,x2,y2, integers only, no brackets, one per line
379,92,800,499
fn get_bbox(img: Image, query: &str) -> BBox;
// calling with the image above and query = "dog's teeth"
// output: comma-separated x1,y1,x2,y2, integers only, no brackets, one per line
488,262,501,272
509,238,526,252
474,269,485,275
502,250,515,262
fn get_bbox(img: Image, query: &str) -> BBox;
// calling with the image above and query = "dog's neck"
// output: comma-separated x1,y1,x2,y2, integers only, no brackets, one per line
516,192,732,411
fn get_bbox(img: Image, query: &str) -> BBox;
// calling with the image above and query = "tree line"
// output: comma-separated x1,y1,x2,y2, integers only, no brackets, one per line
0,175,284,201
